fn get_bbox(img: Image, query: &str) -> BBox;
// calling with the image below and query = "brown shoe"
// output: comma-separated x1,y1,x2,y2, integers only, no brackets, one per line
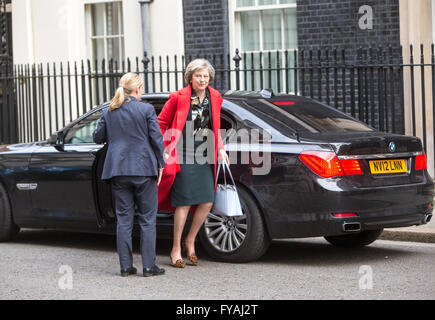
187,253,198,266
170,258,186,268
182,240,198,266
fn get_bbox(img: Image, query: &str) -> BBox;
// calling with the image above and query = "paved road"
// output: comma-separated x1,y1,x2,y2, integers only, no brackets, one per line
0,229,434,300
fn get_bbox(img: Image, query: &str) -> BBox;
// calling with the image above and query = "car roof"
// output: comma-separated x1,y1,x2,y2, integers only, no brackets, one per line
138,90,306,101
91,90,319,117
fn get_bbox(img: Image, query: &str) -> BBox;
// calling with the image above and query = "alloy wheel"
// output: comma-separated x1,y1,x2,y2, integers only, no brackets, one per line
204,212,248,253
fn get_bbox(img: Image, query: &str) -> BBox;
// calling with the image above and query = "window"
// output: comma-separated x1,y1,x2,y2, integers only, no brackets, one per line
231,0,298,93
85,2,125,69
65,110,103,144
240,99,373,136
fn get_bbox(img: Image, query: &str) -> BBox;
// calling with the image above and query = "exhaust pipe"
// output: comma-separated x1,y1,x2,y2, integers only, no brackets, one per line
342,222,361,232
423,214,432,224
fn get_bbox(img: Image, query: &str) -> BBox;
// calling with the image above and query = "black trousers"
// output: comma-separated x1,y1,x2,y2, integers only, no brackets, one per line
111,176,157,270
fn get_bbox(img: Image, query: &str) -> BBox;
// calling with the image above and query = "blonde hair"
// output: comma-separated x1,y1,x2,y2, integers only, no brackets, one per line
184,59,215,84
109,72,143,111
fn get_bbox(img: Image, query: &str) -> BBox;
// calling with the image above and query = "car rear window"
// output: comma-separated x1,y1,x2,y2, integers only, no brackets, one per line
240,98,374,134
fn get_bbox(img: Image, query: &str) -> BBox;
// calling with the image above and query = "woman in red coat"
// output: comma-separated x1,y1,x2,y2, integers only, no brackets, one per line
157,59,229,267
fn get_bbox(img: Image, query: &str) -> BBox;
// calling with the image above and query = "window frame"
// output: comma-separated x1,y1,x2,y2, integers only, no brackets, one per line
228,0,298,93
85,1,125,71
230,0,297,54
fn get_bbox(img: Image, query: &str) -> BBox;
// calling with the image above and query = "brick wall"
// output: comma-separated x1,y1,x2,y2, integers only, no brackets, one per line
296,0,403,133
297,0,400,56
180,0,404,133
182,0,230,90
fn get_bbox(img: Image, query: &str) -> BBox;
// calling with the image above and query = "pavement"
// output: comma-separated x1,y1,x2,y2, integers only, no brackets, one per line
380,197,435,243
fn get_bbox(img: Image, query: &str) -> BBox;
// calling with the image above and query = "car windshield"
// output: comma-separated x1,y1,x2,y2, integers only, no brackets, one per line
240,98,374,134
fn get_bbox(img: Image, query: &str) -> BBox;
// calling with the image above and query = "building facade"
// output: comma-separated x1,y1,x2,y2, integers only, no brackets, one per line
9,1,435,76
11,0,185,65
2,0,435,176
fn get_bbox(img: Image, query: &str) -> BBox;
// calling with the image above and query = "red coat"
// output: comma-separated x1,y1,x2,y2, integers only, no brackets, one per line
157,85,224,212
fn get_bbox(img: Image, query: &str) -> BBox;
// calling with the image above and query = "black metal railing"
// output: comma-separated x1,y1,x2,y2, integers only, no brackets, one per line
1,45,435,176
0,0,15,145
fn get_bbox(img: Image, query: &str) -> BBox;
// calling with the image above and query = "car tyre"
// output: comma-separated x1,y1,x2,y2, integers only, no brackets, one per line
199,187,271,262
324,229,383,248
0,183,20,242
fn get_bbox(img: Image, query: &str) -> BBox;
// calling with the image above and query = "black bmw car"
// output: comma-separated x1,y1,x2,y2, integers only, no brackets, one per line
0,91,433,262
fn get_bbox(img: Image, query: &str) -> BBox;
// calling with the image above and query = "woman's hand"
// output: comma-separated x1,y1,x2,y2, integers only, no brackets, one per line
157,168,164,186
219,148,229,165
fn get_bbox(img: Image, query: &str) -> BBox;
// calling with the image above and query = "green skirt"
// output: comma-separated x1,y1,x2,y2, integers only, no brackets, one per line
171,140,215,207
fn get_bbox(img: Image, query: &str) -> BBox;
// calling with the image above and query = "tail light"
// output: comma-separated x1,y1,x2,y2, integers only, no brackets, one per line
339,159,363,176
415,152,427,170
299,151,363,178
299,151,343,178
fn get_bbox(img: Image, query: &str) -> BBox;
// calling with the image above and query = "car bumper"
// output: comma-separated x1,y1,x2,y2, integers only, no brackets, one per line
259,180,434,239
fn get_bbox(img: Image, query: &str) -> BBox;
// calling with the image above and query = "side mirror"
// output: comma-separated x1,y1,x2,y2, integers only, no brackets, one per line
54,131,65,152
47,132,57,144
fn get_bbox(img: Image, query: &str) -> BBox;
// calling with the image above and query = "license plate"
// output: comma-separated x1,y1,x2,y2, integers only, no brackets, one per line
369,159,407,174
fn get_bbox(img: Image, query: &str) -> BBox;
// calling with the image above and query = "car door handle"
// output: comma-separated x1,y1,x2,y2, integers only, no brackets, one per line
16,183,38,191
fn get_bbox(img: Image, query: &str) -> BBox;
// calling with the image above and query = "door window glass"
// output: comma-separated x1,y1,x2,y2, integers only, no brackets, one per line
65,110,103,144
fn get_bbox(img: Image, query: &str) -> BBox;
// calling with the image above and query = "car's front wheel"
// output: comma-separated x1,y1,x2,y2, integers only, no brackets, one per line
324,229,383,248
199,187,270,262
0,183,20,242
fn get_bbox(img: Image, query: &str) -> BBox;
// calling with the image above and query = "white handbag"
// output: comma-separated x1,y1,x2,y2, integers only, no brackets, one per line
212,161,243,217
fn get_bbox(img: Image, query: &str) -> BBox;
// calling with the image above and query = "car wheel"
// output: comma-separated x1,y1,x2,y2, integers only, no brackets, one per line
199,187,271,262
0,183,20,242
324,229,383,248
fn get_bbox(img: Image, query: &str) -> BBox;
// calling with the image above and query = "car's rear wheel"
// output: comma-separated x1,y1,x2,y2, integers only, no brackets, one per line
199,187,270,262
0,183,20,242
324,229,383,248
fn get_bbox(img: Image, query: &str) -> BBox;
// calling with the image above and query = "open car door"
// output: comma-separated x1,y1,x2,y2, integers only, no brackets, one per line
92,143,116,227
92,96,172,228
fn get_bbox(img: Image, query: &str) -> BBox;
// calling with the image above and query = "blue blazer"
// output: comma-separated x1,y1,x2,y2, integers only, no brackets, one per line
93,96,165,180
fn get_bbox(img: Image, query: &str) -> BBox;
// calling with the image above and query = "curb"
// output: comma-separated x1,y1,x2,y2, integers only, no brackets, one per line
380,229,435,244
379,197,434,244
